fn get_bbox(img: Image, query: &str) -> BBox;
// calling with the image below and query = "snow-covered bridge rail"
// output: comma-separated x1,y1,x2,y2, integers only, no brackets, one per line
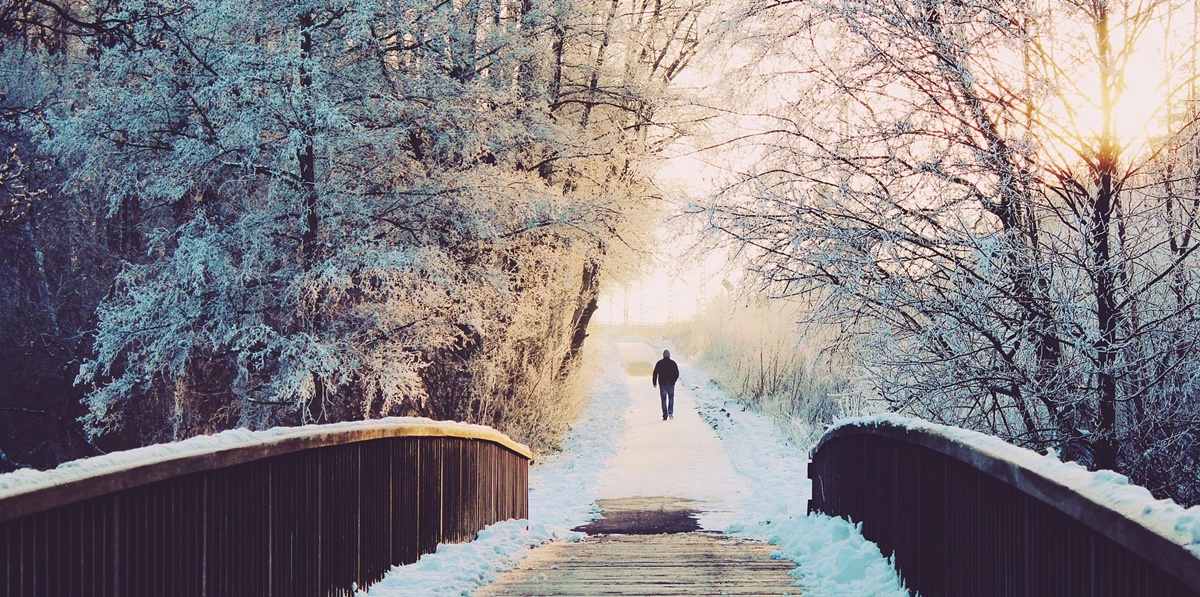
809,416,1200,596
0,418,531,597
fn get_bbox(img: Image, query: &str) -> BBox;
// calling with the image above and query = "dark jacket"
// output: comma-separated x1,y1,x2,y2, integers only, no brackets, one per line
653,358,679,387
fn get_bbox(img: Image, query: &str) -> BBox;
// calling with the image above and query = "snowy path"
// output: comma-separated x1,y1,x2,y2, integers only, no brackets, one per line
359,333,908,596
595,340,749,530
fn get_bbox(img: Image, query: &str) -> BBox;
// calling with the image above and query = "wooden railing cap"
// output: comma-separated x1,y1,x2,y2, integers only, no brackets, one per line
816,414,1200,589
0,417,531,523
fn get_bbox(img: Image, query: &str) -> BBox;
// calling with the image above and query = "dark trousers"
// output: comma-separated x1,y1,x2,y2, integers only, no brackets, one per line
659,383,675,417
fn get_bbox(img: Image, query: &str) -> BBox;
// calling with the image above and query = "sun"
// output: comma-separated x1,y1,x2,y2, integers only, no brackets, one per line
1036,0,1193,164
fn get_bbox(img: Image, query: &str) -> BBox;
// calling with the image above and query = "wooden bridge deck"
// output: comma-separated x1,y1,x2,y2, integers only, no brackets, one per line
476,533,801,596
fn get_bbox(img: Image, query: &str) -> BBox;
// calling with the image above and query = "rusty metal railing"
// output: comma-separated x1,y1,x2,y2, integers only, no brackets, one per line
0,419,531,596
808,416,1200,597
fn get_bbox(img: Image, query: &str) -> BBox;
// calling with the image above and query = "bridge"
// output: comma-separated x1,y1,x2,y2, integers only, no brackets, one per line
4,409,1200,595
0,420,529,596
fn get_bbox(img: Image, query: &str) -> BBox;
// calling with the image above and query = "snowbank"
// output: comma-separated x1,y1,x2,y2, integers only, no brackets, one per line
681,359,910,597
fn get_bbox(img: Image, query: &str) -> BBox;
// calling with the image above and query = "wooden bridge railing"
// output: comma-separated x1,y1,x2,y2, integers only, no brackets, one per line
809,416,1200,597
0,418,531,597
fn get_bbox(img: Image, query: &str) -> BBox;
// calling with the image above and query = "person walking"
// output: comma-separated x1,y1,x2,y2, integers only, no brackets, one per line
652,349,680,421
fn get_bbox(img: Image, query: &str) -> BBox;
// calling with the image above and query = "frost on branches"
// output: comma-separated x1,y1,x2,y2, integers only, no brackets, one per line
701,0,1200,505
0,0,708,457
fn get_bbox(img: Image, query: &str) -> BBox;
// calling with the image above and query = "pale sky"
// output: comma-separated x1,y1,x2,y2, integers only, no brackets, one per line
596,151,739,325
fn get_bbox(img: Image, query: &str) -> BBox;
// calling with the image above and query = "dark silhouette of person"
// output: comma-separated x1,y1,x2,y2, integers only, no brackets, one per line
652,349,680,421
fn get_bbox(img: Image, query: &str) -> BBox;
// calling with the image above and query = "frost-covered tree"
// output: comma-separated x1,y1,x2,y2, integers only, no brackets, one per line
60,0,579,441
702,0,1200,503
0,0,712,455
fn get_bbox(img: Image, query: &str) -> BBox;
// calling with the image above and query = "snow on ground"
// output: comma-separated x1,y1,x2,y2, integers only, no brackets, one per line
673,353,909,596
363,333,909,596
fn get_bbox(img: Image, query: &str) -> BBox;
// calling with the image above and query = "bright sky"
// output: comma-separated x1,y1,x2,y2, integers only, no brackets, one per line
595,39,770,326
594,249,728,325
595,149,739,325
594,48,745,326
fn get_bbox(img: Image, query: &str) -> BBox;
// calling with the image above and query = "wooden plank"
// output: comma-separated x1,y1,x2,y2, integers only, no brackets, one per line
477,533,801,597
0,420,531,524
813,420,1200,593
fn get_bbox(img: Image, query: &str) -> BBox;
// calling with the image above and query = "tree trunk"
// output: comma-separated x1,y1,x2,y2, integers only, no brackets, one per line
1090,5,1120,472
298,10,318,271
561,260,601,373
297,10,327,423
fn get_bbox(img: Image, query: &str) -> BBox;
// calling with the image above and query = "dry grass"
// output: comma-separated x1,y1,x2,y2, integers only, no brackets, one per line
668,295,862,447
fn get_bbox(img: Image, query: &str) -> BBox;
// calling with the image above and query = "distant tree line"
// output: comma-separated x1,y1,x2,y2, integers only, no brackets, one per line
0,0,707,468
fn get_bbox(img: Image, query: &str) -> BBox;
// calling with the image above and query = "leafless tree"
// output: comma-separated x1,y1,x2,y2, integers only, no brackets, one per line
701,0,1200,503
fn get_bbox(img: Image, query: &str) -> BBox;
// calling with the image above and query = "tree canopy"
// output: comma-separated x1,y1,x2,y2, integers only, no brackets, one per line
0,0,709,462
701,0,1200,505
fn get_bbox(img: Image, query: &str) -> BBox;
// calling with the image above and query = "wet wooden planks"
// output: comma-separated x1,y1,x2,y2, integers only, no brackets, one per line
476,533,801,596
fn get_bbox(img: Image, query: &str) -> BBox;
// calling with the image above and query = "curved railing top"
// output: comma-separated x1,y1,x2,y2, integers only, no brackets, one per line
0,417,532,524
817,414,1200,587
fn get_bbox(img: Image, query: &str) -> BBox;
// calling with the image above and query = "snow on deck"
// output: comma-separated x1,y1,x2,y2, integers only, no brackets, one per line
360,334,908,596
